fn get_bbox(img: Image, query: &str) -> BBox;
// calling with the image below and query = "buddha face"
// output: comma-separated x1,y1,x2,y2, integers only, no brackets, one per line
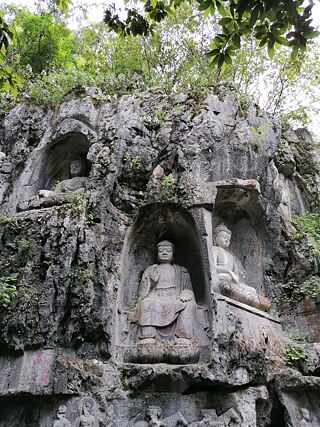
157,243,174,264
216,231,231,249
57,405,67,419
83,401,92,416
69,159,85,178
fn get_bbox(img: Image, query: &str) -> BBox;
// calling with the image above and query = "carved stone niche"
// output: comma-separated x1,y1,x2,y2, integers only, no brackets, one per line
112,387,268,426
212,181,271,311
116,203,211,364
16,132,91,212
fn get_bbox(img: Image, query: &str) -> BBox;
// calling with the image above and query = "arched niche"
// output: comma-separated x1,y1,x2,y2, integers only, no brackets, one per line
116,203,212,360
213,184,267,291
120,203,210,310
38,132,91,191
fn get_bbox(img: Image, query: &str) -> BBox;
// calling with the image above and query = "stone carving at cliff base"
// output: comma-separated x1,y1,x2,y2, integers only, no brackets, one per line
75,399,96,427
53,405,71,427
126,240,209,363
133,405,188,427
212,224,270,312
17,157,88,211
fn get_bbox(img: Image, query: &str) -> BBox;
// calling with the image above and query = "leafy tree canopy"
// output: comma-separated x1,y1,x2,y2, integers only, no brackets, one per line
0,0,72,94
104,0,320,68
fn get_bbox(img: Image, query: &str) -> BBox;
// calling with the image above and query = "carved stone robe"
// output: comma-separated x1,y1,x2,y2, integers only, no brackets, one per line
137,264,193,330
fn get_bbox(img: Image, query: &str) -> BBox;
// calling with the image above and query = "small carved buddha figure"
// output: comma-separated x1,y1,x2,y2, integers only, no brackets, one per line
133,406,188,427
212,224,270,311
75,401,95,427
53,405,71,427
39,157,88,199
137,240,205,346
59,157,88,193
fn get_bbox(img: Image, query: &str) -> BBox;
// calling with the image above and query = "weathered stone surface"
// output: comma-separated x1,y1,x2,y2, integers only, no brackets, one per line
0,87,319,426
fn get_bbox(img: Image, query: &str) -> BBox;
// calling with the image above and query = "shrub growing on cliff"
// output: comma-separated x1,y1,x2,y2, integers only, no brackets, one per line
0,273,18,308
283,343,309,369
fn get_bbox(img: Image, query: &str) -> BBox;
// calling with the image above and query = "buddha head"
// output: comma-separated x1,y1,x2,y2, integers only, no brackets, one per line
69,157,86,178
157,240,174,264
213,224,232,249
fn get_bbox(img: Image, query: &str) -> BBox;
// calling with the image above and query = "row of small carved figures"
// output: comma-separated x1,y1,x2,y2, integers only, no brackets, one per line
53,404,241,426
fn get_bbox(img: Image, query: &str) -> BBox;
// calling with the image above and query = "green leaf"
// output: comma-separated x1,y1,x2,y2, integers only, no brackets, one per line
232,33,241,48
218,17,232,26
56,0,72,14
225,45,237,55
291,44,298,60
275,35,290,46
203,7,211,18
198,0,212,12
224,53,232,64
151,0,157,8
217,53,225,69
216,0,226,16
206,48,221,57
259,36,268,47
305,31,320,40
268,42,274,59
250,5,260,28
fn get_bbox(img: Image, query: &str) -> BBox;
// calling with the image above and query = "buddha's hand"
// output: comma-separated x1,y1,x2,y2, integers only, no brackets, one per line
180,290,194,302
149,265,160,284
230,271,239,284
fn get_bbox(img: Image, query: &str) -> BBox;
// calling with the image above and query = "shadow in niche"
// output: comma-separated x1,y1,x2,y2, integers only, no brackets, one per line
0,396,42,427
270,397,286,427
117,203,211,363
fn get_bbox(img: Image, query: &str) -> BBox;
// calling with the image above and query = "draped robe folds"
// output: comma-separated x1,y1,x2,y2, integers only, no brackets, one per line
137,264,194,335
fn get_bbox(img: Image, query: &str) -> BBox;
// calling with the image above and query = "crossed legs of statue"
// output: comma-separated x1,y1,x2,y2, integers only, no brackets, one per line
138,298,198,345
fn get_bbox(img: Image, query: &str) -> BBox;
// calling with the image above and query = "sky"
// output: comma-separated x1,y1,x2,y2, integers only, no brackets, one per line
3,0,320,29
3,0,124,28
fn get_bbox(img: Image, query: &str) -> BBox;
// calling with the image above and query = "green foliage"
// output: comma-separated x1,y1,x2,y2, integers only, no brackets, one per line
0,272,18,307
277,275,320,304
294,212,320,241
283,343,309,368
0,0,317,131
293,212,320,266
0,211,20,227
85,211,95,226
11,9,74,75
66,267,92,282
0,0,72,94
65,191,85,205
105,0,320,69
127,291,147,312
124,153,141,170
161,173,176,201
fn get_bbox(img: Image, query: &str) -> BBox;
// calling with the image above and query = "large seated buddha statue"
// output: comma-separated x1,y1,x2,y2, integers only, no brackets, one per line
212,224,270,312
136,240,207,346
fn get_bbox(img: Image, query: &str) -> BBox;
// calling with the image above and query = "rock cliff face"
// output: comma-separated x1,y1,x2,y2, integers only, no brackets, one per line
0,87,319,426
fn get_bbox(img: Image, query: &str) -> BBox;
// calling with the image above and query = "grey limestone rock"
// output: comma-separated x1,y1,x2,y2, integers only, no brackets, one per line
0,87,319,426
